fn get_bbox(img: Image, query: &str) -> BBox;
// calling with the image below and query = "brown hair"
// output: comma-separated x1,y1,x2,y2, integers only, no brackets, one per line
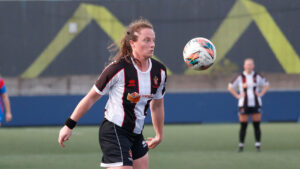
244,58,254,64
108,18,153,63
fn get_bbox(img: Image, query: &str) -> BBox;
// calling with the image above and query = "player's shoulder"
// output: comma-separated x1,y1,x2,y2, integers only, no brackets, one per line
254,72,266,78
230,73,242,83
151,58,167,71
103,59,127,73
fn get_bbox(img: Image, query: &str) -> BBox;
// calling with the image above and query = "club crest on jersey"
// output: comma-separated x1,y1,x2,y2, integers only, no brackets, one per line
127,92,141,103
153,76,159,88
128,80,136,87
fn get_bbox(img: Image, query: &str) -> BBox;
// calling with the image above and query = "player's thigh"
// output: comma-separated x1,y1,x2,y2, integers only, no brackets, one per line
239,114,249,122
133,153,148,169
252,113,261,122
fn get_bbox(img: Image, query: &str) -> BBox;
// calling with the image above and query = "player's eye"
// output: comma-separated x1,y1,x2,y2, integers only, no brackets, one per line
144,38,150,42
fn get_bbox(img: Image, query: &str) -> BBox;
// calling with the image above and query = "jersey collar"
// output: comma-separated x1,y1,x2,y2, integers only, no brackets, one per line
131,57,152,73
243,71,255,76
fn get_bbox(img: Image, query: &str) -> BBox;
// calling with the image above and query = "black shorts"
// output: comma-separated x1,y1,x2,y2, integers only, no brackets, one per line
99,119,148,167
239,107,261,114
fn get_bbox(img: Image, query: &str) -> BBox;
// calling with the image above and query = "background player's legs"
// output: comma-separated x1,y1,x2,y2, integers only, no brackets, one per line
133,153,148,169
252,113,262,151
238,114,249,152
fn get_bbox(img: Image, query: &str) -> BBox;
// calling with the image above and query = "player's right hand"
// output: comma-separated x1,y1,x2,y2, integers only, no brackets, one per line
58,125,72,148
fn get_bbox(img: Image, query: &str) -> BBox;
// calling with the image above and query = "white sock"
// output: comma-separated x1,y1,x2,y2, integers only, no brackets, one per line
239,143,244,147
255,142,261,147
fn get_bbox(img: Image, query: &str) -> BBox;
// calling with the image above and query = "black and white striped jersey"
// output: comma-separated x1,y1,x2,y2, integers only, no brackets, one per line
228,71,269,108
93,57,167,134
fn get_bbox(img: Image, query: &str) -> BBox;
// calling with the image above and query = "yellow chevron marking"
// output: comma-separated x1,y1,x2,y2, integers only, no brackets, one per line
242,0,300,73
84,4,124,46
21,3,172,78
21,4,92,78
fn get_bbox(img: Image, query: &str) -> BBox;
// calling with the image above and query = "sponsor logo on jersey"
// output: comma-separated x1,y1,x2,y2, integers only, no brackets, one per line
127,92,153,103
127,92,141,103
128,79,136,87
142,94,153,98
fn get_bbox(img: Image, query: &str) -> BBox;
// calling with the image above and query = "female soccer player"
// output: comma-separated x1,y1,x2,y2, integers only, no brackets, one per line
58,18,167,169
228,58,269,152
0,77,12,126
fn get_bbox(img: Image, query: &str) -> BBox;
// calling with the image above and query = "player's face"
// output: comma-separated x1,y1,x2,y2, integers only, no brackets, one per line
131,28,155,60
244,59,255,73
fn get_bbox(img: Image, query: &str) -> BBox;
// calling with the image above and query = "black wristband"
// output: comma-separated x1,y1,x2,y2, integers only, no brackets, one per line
64,117,77,129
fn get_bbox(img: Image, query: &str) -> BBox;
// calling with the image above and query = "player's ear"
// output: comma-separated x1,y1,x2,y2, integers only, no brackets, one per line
129,40,135,48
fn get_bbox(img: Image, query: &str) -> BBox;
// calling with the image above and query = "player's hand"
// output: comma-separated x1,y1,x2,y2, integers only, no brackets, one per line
255,91,263,97
5,112,12,122
146,136,162,149
58,126,72,148
236,93,244,99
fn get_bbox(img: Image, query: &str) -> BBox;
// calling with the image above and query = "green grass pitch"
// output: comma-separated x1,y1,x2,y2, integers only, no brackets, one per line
1,123,300,169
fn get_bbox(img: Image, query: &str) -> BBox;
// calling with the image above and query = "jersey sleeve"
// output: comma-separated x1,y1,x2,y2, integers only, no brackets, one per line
152,69,167,100
93,63,122,95
257,73,269,87
0,78,7,94
228,75,241,90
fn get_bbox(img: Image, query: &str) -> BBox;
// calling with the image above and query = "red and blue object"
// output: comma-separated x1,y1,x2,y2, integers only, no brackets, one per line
0,78,7,122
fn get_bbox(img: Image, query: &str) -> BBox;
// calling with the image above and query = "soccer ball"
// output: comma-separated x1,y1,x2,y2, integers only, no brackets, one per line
183,37,216,70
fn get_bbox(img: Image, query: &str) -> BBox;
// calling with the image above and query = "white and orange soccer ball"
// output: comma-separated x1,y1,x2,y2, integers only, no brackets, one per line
183,37,217,70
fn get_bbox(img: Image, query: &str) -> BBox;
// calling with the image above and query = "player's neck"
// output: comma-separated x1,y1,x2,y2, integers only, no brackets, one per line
137,59,149,72
244,70,253,75
132,56,149,72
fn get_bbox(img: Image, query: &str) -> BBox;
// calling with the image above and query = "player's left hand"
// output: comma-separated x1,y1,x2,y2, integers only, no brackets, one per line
146,136,162,149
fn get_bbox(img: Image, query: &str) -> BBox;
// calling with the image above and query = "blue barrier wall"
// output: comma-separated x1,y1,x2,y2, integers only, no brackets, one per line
2,91,300,127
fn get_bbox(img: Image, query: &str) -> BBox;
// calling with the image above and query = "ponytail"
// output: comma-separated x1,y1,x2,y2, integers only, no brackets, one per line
108,18,153,64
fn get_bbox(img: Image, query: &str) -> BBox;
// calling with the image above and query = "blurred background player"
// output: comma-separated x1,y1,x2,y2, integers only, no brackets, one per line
58,18,167,169
0,76,13,126
228,58,269,152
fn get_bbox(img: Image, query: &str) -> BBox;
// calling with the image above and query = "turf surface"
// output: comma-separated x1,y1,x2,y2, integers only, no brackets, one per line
1,123,299,169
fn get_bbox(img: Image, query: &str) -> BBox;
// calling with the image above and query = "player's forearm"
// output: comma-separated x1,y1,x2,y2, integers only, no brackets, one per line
152,112,164,139
2,93,12,114
150,100,164,139
228,86,239,99
69,88,102,122
70,96,94,121
260,85,269,97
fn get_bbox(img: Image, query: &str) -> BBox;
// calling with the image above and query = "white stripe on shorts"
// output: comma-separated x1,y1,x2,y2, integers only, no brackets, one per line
100,162,123,167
